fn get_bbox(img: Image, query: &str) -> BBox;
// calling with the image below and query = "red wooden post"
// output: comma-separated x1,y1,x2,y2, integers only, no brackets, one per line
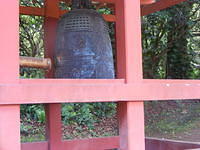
0,105,21,150
118,102,145,150
116,0,145,149
44,1,62,150
123,0,143,83
45,104,62,150
0,1,20,150
116,0,143,82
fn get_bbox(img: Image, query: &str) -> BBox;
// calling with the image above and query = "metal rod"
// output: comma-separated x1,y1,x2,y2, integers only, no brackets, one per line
20,56,52,70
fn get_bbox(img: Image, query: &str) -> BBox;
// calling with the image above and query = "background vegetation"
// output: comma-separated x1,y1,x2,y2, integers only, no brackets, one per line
20,0,200,141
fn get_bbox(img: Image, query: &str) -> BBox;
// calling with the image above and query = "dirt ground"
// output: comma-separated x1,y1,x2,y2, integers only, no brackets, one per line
148,120,200,142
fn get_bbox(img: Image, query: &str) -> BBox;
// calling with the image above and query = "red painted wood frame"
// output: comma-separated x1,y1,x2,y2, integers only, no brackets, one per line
0,0,194,105
0,0,195,150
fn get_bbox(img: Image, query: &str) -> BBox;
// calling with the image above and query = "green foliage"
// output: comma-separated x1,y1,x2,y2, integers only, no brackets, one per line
20,14,45,78
20,68,45,78
142,0,200,79
20,105,45,123
62,103,116,129
20,0,44,7
20,15,44,57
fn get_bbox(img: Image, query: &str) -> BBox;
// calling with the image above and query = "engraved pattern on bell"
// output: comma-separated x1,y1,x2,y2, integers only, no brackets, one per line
54,9,114,79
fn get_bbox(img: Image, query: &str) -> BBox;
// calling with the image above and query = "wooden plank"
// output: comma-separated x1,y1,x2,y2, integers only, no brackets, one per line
19,6,116,22
102,14,116,22
123,0,143,83
45,104,62,150
0,1,19,83
141,0,187,16
59,0,156,4
20,1,188,21
60,0,116,4
21,137,118,150
118,102,145,150
2,79,200,103
62,136,119,150
44,1,63,150
0,105,20,150
146,137,200,150
20,0,154,5
0,81,127,104
115,0,126,78
20,78,125,84
116,0,143,82
21,137,119,150
20,6,45,16
21,142,48,150
93,0,115,3
116,0,145,148
0,1,20,150
20,137,200,150
141,0,156,5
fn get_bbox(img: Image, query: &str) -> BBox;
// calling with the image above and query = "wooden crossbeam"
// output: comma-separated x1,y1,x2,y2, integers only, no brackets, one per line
21,137,200,150
146,137,200,150
19,6,116,22
1,79,200,104
21,142,48,150
0,1,20,150
141,0,187,16
20,6,44,16
58,0,154,5
20,0,187,21
21,137,119,150
59,0,115,4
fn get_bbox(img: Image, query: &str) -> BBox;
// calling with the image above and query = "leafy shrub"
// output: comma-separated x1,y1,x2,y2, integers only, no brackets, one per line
20,104,45,123
62,103,116,128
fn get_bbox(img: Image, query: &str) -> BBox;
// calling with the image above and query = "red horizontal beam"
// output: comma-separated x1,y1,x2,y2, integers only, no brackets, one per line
146,137,200,150
62,136,119,150
20,6,44,16
21,137,200,150
21,142,48,150
90,0,115,3
20,0,185,19
21,137,119,150
20,0,154,5
19,6,116,22
59,0,116,4
141,0,187,16
1,79,200,104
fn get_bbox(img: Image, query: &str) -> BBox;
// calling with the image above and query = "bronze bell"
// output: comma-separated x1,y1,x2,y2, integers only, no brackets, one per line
54,0,115,79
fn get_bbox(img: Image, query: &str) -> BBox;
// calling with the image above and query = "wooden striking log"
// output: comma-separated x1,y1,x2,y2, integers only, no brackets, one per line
20,56,51,70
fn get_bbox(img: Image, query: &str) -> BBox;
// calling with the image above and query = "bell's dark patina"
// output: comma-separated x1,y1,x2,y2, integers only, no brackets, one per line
54,5,115,79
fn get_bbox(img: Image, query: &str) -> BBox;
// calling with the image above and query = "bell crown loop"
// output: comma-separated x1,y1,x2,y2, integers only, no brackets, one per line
72,0,92,9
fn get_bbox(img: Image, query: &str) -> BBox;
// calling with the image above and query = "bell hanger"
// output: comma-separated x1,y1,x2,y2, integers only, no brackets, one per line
72,0,92,9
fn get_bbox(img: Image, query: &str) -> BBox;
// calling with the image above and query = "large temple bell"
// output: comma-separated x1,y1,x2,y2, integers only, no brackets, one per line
54,0,115,79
